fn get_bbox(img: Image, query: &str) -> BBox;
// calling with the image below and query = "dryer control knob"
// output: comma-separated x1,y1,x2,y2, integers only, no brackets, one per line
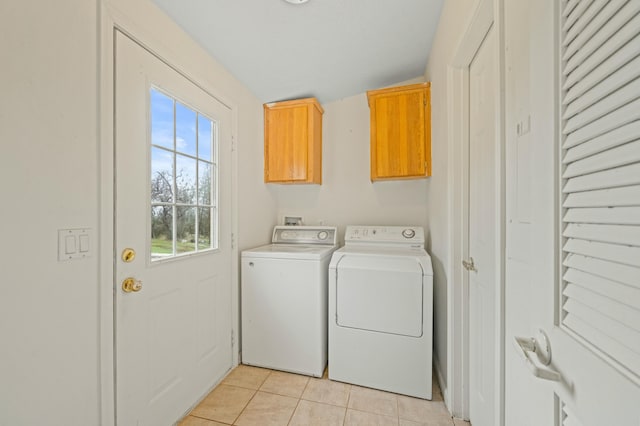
402,228,416,239
317,231,329,240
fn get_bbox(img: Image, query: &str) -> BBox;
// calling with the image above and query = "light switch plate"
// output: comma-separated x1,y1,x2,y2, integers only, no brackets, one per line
58,228,93,261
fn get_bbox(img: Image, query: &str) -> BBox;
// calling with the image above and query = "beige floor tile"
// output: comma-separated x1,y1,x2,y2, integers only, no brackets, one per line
221,365,271,390
259,370,310,398
301,378,351,407
233,391,298,426
399,420,423,426
348,386,399,417
190,384,255,424
288,400,347,426
399,418,454,426
179,416,230,426
398,394,450,423
453,419,471,426
344,409,399,426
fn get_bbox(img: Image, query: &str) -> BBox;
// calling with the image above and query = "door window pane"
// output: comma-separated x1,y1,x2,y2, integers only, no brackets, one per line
149,88,218,261
176,101,197,156
150,90,174,149
198,207,212,250
198,161,212,205
176,206,196,254
151,147,174,203
176,154,197,205
198,115,213,161
151,206,173,259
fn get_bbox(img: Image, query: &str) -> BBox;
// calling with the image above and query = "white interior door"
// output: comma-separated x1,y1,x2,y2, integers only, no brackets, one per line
505,1,640,425
115,31,233,425
467,27,497,426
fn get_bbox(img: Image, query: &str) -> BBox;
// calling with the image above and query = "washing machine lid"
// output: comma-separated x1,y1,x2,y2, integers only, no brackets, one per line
335,254,425,337
242,243,338,260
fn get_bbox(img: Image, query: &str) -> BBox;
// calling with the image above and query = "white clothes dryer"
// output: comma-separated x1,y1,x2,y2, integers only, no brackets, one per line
241,226,338,377
328,225,433,399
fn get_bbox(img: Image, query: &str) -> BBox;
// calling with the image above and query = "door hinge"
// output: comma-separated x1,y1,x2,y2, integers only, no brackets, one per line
231,135,236,152
231,232,235,249
231,329,235,347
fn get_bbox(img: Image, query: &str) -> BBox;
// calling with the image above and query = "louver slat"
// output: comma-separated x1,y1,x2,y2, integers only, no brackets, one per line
563,162,640,193
563,285,640,348
563,140,640,178
563,223,640,246
563,185,640,208
562,0,594,34
563,238,640,268
561,0,640,380
563,10,640,86
564,254,639,289
563,311,640,374
563,0,624,63
563,121,640,163
563,0,607,49
564,268,640,309
564,207,640,226
564,53,640,112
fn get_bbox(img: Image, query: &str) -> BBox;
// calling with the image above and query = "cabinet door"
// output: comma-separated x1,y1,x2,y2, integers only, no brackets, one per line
369,85,430,180
264,104,309,182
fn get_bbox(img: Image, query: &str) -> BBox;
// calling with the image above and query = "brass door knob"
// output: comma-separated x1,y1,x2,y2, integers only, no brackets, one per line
122,277,142,293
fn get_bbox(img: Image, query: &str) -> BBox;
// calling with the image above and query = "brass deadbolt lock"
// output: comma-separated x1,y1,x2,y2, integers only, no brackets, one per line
122,277,142,293
121,248,136,263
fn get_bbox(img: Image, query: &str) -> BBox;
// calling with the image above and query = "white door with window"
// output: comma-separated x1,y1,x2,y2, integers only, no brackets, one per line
505,1,640,425
114,31,233,425
467,26,498,426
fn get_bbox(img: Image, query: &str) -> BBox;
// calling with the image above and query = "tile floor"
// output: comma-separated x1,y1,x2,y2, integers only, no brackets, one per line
179,365,472,426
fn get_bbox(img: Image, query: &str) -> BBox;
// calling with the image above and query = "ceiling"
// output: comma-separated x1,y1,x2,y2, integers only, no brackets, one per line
151,0,444,104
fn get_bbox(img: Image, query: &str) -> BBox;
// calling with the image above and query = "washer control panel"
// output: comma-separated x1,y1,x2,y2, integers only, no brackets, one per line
344,225,425,247
272,226,338,245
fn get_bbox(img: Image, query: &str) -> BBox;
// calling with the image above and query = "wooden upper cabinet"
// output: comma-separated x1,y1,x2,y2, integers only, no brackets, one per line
264,97,323,184
367,82,431,181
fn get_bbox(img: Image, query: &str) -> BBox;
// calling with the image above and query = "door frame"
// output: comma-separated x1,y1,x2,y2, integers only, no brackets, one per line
445,0,505,422
98,2,240,424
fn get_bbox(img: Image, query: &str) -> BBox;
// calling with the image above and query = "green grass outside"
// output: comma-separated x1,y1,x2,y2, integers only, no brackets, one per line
151,238,211,254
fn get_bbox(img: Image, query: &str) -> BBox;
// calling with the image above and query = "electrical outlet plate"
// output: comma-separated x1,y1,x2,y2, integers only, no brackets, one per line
283,216,303,226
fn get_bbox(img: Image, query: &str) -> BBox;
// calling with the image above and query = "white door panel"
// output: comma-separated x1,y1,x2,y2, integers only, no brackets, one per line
505,0,640,425
468,26,497,426
115,31,233,425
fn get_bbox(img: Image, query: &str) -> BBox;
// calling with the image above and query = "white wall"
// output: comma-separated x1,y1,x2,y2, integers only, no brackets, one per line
424,0,481,393
0,1,100,424
272,77,429,241
0,0,272,424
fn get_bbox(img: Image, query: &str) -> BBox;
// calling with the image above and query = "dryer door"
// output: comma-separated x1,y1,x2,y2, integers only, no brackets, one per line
335,255,424,337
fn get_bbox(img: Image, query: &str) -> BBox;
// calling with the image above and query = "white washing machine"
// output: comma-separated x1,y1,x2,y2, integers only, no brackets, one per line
328,225,433,399
241,226,338,377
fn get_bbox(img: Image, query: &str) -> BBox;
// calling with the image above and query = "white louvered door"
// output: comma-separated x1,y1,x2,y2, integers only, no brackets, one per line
505,0,640,425
554,0,640,422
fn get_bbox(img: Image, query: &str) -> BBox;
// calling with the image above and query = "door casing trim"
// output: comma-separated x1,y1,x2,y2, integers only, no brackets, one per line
445,0,505,423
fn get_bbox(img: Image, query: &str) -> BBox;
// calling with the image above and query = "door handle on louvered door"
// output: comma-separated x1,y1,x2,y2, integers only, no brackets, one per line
513,329,561,381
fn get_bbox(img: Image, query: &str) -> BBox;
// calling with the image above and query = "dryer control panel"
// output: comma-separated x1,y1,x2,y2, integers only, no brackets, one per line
272,226,338,245
344,225,425,247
